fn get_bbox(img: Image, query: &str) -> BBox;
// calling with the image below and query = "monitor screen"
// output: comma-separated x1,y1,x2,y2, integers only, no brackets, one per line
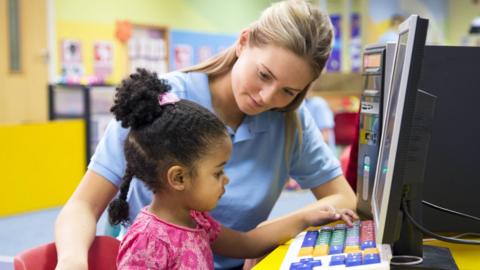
372,31,408,234
370,14,430,250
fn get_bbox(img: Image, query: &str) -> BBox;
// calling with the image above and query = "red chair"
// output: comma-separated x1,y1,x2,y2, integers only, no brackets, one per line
14,236,120,270
334,111,360,191
339,144,352,176
334,112,359,146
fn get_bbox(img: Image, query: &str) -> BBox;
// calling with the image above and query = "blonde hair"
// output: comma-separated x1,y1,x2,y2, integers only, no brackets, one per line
184,0,333,166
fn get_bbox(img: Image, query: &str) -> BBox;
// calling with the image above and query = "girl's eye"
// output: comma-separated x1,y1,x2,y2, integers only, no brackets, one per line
215,171,224,179
283,88,295,97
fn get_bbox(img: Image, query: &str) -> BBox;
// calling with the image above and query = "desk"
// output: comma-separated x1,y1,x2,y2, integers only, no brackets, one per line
253,238,480,270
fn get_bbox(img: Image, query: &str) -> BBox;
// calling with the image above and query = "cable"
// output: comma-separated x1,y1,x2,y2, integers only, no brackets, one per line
402,197,480,245
422,200,480,222
423,232,480,242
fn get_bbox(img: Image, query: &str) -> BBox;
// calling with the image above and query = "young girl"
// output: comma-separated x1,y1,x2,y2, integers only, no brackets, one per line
110,69,354,269
55,1,358,269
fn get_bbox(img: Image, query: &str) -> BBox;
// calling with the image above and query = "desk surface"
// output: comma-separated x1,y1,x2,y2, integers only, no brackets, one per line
253,238,480,270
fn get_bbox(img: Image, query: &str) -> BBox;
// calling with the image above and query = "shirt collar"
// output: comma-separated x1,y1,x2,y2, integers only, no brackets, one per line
228,112,272,143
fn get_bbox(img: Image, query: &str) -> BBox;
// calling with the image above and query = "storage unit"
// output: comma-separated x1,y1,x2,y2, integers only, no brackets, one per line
48,84,115,164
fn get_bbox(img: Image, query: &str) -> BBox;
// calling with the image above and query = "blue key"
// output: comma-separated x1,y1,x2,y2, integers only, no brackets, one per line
329,244,344,254
361,240,376,250
347,252,362,257
308,260,322,267
290,262,312,270
300,258,313,263
345,255,362,267
290,262,303,270
301,231,319,247
329,255,345,266
364,253,381,265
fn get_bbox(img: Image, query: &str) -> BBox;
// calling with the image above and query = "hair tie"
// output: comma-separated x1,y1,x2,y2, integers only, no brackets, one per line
158,92,180,106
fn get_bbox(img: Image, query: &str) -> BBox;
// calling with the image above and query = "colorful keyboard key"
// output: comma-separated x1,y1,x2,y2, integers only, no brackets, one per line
312,227,332,256
329,254,345,266
345,252,363,267
298,230,318,256
281,220,390,270
328,225,346,255
360,220,376,250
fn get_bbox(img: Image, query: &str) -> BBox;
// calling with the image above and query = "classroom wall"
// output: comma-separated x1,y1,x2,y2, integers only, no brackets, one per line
366,0,448,45
447,0,480,45
54,0,273,83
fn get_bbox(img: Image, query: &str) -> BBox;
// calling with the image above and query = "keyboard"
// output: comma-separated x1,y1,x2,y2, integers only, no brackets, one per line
280,220,391,269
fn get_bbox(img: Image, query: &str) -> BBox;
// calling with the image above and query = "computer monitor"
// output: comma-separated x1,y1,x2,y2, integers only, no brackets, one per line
420,45,480,233
369,15,457,268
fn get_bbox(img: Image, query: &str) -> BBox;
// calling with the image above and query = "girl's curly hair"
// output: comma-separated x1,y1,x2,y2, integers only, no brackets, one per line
108,68,228,225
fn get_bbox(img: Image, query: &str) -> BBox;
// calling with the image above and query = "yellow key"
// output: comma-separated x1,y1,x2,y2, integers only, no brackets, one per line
298,247,314,257
363,248,379,254
312,245,329,256
344,245,360,253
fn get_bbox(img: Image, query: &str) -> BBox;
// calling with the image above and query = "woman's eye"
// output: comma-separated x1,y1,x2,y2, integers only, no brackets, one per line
258,71,270,81
215,171,224,178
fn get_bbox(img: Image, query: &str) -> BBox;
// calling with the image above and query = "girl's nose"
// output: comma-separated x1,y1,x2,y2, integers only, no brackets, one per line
223,175,230,186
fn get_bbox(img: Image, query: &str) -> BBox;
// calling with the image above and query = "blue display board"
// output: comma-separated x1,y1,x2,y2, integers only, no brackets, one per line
169,30,237,71
326,14,342,72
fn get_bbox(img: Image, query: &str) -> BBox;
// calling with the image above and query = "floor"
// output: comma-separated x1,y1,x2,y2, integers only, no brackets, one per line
0,190,316,269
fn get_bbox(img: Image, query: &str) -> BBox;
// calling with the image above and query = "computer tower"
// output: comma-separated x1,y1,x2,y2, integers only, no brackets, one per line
356,43,395,217
419,45,480,233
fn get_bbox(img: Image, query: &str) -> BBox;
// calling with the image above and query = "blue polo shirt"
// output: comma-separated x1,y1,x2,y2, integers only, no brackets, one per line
89,72,342,269
305,96,336,152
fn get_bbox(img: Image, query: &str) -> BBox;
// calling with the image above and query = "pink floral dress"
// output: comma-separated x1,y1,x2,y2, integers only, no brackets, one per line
117,207,221,269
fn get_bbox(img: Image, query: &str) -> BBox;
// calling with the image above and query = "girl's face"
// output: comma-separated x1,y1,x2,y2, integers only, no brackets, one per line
231,36,314,115
185,136,232,211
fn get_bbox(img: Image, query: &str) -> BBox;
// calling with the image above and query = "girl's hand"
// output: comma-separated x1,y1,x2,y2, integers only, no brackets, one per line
334,207,359,226
304,205,359,227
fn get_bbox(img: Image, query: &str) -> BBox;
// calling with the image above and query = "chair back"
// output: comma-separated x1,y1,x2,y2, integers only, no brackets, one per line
14,236,120,270
334,112,359,145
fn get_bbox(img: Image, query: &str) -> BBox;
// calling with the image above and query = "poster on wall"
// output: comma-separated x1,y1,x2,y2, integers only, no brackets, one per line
93,41,113,79
350,13,362,73
174,44,193,70
326,14,341,72
128,27,168,75
170,30,237,71
61,39,84,79
198,45,214,63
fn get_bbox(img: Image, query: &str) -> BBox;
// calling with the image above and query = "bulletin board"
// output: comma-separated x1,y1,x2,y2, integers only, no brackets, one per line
169,30,237,71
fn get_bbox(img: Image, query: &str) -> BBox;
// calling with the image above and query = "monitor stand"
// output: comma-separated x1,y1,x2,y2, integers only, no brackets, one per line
391,245,458,270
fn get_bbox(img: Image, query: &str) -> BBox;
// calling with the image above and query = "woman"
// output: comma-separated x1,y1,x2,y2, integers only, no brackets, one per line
55,1,356,269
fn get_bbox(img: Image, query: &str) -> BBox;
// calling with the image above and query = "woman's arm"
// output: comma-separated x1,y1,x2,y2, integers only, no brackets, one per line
54,170,119,270
212,208,339,259
309,175,356,211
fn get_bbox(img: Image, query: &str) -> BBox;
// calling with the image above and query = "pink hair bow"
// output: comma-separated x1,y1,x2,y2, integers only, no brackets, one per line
158,92,180,106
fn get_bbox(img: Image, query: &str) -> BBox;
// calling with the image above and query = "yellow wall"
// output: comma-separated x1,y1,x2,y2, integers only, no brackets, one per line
56,21,127,84
0,120,86,216
447,0,480,45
